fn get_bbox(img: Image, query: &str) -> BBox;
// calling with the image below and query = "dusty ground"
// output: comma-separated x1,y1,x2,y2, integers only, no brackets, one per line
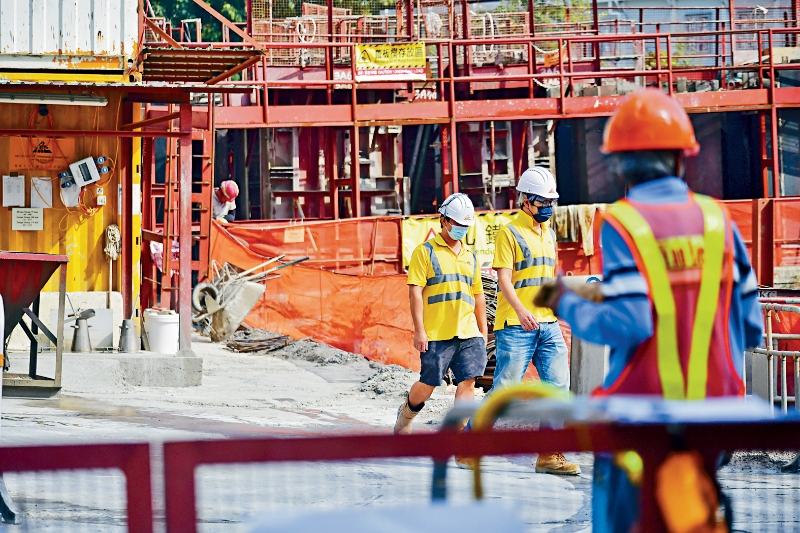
1,333,798,532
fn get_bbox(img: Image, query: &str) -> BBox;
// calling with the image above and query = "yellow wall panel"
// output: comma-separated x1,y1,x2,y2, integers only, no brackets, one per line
0,92,125,293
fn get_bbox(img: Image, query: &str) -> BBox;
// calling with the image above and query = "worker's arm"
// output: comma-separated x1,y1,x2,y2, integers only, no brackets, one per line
409,285,427,352
731,223,764,350
474,293,488,345
557,222,653,349
497,268,538,331
407,246,430,353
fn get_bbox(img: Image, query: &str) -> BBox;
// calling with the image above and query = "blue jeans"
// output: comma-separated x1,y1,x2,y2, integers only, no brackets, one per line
490,322,570,393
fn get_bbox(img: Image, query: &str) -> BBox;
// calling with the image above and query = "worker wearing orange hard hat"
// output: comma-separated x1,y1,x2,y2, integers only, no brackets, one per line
212,180,239,224
535,89,764,532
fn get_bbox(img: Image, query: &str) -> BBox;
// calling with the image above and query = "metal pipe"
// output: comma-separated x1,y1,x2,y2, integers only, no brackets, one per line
767,309,774,411
795,356,800,412
782,354,789,413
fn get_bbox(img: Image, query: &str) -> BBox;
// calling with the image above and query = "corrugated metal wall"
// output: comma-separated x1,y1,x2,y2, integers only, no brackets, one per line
0,92,126,292
0,0,138,69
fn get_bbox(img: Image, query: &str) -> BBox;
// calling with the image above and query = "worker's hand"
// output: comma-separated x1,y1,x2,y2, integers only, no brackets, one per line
414,330,429,353
533,276,571,315
217,218,229,225
515,306,539,331
481,332,488,347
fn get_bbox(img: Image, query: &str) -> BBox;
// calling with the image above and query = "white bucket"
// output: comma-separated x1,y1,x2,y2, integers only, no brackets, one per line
144,310,180,354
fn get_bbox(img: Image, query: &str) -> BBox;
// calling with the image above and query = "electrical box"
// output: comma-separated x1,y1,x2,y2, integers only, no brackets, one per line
69,157,101,187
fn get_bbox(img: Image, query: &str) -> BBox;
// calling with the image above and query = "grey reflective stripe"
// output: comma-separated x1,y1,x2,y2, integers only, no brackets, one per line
427,273,473,286
472,249,478,281
424,241,443,276
514,277,548,289
428,292,476,306
507,225,556,270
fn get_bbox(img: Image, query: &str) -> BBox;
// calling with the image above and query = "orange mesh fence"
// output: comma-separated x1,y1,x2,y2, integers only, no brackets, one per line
211,221,420,369
224,217,404,276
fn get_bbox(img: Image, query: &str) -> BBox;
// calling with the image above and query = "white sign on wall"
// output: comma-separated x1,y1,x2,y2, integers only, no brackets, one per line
12,208,43,231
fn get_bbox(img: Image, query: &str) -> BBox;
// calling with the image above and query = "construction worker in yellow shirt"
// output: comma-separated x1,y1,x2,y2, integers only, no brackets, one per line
394,193,489,434
486,167,579,475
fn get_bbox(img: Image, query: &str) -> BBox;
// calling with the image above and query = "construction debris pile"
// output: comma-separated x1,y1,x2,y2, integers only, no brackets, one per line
359,365,418,396
476,273,499,392
482,272,498,359
226,327,365,366
226,330,309,354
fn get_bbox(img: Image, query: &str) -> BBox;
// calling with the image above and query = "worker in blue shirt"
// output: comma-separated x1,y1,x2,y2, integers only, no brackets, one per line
535,89,764,532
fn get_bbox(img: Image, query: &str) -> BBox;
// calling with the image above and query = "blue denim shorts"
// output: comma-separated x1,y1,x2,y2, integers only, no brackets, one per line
419,336,487,386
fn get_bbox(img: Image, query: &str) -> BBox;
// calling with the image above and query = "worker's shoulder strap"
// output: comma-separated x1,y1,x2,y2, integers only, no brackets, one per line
507,224,556,271
686,192,726,400
606,200,683,400
423,240,443,276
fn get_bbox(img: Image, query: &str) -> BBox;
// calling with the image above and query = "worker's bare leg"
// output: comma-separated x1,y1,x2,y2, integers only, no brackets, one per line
408,382,436,407
455,378,476,403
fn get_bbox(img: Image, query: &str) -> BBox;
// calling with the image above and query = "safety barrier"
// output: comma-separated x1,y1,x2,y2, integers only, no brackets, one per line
0,419,798,532
161,420,800,533
0,443,153,533
756,301,800,413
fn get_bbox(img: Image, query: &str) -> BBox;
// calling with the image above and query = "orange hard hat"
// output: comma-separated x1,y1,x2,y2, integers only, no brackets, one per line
601,89,700,156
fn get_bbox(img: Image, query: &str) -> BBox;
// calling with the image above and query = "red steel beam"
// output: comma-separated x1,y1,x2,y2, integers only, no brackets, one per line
178,103,194,353
752,198,775,286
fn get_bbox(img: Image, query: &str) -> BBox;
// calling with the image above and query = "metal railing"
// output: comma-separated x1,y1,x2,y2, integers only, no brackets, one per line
756,301,800,413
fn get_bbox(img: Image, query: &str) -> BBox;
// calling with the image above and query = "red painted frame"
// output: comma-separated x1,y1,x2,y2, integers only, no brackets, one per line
0,443,153,533
162,421,800,533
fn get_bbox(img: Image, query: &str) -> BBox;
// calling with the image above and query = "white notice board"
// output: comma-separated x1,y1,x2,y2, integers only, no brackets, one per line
11,208,43,231
2,175,25,207
31,178,53,208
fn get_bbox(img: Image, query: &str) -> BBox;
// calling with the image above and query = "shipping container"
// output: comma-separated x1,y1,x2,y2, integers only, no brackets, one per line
0,0,138,71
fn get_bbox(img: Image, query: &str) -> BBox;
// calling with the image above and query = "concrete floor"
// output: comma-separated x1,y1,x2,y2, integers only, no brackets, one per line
0,335,796,532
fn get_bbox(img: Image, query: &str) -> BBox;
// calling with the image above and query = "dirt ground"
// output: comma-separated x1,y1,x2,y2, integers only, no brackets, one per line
1,333,798,532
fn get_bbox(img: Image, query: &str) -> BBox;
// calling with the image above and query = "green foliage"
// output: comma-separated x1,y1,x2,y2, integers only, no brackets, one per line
644,42,693,69
150,0,246,42
490,0,593,26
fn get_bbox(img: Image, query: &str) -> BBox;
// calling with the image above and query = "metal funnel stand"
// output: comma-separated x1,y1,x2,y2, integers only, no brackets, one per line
70,309,95,353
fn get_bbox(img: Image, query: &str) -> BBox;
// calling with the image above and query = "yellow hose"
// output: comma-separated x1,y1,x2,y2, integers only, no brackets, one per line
467,382,571,499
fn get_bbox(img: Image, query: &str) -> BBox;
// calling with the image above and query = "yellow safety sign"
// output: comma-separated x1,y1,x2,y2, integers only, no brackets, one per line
354,42,426,82
402,212,516,269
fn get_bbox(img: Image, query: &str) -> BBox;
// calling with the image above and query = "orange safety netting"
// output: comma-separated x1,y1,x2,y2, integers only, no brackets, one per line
224,217,404,276
211,221,420,369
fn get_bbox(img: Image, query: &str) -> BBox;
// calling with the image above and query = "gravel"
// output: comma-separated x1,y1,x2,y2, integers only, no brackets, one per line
232,328,365,365
721,451,799,473
359,365,418,396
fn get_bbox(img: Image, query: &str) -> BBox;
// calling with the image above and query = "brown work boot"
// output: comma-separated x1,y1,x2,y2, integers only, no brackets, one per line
535,452,581,475
394,399,421,434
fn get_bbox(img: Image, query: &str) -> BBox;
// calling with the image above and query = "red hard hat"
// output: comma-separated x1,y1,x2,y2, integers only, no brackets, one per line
219,180,239,200
601,89,700,156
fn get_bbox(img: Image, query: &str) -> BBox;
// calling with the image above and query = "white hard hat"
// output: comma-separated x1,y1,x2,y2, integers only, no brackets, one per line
517,167,559,199
438,193,476,226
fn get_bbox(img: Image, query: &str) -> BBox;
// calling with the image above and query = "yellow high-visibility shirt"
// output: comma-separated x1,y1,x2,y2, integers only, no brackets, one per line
407,234,483,341
493,212,557,329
